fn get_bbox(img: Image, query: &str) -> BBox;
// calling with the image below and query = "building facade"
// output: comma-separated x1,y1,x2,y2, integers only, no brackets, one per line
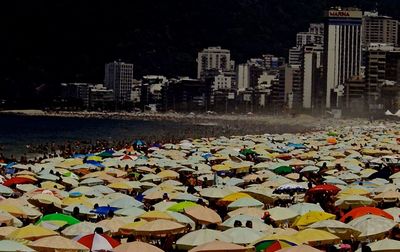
323,8,363,108
197,46,234,79
362,12,399,47
104,61,134,102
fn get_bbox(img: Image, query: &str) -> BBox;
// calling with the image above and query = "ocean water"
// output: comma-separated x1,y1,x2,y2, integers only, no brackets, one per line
0,114,218,157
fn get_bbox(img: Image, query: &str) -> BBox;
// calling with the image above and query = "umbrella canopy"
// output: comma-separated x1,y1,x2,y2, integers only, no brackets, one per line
308,184,341,195
3,177,35,187
348,215,396,240
276,245,322,252
335,195,376,209
77,232,120,251
188,240,248,252
0,240,36,252
29,235,89,252
340,207,394,223
36,213,80,226
227,197,264,209
308,220,361,239
362,238,400,252
185,206,222,224
267,207,299,222
114,241,164,252
176,229,232,250
132,219,187,236
7,224,58,240
61,221,109,238
293,228,340,245
253,239,298,252
168,201,198,213
292,211,336,229
222,227,263,245
288,203,324,215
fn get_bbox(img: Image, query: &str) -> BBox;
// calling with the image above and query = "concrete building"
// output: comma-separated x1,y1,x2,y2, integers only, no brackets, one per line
296,32,324,47
302,45,324,109
362,12,399,47
60,83,91,107
279,65,302,109
343,76,366,112
323,7,363,108
213,72,233,91
309,23,325,35
289,46,303,66
197,46,234,79
104,61,134,102
365,44,400,109
89,84,114,109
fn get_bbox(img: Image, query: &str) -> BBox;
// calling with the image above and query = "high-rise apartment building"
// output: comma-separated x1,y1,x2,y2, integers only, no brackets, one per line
363,12,399,47
197,46,234,79
323,7,363,108
104,61,134,102
302,45,324,109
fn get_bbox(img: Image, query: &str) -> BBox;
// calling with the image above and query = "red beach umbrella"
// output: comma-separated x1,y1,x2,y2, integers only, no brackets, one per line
3,177,35,187
77,232,120,251
340,206,394,223
308,184,341,195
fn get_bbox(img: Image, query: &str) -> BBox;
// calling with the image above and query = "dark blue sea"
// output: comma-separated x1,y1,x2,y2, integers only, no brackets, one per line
0,114,219,157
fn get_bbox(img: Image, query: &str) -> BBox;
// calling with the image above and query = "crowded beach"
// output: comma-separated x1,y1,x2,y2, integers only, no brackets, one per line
0,120,399,251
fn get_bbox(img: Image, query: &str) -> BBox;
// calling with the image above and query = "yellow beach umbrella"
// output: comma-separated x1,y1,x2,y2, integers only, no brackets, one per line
119,220,148,235
293,228,340,245
292,211,336,229
157,170,179,179
7,224,58,240
0,205,26,218
219,192,253,204
62,195,93,207
140,211,175,221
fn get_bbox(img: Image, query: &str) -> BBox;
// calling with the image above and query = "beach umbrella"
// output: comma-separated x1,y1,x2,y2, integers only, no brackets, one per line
176,229,232,250
0,226,18,238
29,235,89,252
227,197,264,209
119,219,148,234
340,207,393,223
28,193,62,208
222,215,272,232
293,228,340,245
362,238,400,252
114,207,145,217
0,240,36,252
374,190,400,202
252,235,301,252
3,177,35,187
384,207,400,222
292,211,336,229
36,213,80,226
188,240,248,252
168,201,198,213
185,205,222,224
348,215,397,239
114,241,164,252
308,184,341,195
335,195,375,209
0,185,13,196
288,203,324,215
218,192,253,205
77,232,120,251
308,220,361,239
267,207,298,222
7,224,58,240
61,221,109,238
109,197,143,209
132,219,187,236
222,227,263,245
91,206,120,215
199,187,231,199
139,210,175,221
98,218,130,234
276,245,322,252
227,207,265,218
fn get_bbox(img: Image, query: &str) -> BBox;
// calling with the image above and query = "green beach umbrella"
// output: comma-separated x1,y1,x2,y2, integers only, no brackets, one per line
240,148,257,156
168,201,198,213
36,213,80,226
273,166,293,175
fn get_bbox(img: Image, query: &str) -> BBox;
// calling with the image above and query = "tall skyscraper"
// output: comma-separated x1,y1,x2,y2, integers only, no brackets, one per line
362,12,399,47
104,61,134,102
197,46,234,79
323,7,363,108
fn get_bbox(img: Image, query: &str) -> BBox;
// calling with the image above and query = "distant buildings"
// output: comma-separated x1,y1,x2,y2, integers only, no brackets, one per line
197,46,234,79
59,7,400,115
323,7,363,108
104,61,134,103
362,12,399,47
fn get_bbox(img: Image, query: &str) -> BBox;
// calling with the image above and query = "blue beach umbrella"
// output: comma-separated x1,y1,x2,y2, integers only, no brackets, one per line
91,206,120,215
